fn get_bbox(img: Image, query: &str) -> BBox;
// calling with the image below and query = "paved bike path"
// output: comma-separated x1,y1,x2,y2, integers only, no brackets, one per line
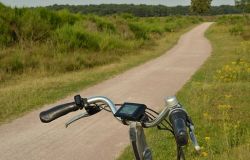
0,23,213,160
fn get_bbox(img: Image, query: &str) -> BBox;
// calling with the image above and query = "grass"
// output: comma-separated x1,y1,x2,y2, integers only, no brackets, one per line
117,15,250,160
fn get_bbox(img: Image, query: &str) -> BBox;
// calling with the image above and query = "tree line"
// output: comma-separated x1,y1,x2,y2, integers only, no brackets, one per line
46,4,247,17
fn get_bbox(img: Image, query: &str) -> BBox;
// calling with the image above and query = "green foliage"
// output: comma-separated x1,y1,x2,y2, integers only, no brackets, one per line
217,15,250,40
229,25,244,35
55,24,101,51
88,15,116,33
217,15,249,25
128,22,149,39
0,18,13,46
190,0,212,15
120,13,135,19
57,9,79,25
0,6,82,45
235,0,250,12
48,4,247,17
19,9,52,41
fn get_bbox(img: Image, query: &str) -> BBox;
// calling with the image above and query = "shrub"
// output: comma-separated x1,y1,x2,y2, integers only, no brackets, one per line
19,10,51,42
128,22,149,39
57,9,79,25
0,5,21,46
229,25,244,36
217,15,249,25
38,8,63,29
55,24,101,51
164,22,177,32
99,34,129,51
0,19,13,46
88,15,116,33
120,13,135,19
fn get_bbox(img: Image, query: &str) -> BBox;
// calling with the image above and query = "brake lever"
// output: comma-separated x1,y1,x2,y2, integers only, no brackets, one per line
187,122,200,151
65,112,90,128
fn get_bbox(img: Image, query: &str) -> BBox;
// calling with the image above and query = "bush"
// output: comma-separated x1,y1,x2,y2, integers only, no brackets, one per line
217,15,249,25
38,8,63,28
128,22,149,39
57,9,79,25
164,22,177,32
0,5,20,46
19,10,51,42
55,24,101,51
0,19,13,46
229,25,244,36
88,15,116,33
120,13,135,19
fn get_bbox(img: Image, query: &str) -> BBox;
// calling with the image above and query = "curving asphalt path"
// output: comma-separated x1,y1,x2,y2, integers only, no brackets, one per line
0,22,213,160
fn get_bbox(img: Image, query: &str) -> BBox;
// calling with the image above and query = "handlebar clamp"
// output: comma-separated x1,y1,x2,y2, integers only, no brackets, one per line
74,95,87,110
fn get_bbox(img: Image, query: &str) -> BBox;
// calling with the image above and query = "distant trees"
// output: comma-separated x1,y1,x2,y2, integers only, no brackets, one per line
46,4,245,17
190,0,212,14
235,0,250,12
47,4,190,17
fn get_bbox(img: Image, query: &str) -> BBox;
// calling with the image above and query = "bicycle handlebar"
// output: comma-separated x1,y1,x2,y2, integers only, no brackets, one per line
169,109,188,146
40,102,78,123
39,95,200,151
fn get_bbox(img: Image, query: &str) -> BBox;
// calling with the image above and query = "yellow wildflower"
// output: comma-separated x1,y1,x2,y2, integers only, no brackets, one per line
217,104,232,110
203,112,209,118
225,94,232,98
201,152,208,157
205,137,210,142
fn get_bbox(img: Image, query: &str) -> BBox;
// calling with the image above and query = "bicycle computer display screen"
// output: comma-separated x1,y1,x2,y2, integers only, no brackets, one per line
119,104,139,115
114,103,147,121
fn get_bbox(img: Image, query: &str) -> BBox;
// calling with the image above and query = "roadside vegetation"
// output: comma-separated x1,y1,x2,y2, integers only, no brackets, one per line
118,15,250,160
0,3,202,124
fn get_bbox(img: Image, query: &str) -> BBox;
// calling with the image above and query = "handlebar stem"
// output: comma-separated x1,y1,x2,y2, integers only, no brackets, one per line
87,96,122,121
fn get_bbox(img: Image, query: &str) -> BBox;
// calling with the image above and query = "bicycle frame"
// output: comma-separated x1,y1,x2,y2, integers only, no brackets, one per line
129,122,152,160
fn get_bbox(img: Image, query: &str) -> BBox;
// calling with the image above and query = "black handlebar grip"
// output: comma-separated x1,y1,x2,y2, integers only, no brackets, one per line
40,102,78,123
169,109,188,147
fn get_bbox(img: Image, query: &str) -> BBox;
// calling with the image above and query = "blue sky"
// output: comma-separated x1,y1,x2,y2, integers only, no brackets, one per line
0,0,235,7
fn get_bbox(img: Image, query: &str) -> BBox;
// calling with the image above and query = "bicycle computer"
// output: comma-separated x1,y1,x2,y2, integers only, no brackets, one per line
114,102,147,121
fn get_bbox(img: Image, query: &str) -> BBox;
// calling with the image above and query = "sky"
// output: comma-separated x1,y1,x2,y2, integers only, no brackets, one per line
0,0,235,8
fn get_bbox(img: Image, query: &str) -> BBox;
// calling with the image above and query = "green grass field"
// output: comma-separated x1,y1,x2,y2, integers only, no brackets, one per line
117,15,250,160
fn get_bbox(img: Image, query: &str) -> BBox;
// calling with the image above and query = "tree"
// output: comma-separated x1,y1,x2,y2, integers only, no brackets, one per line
190,0,212,15
235,0,250,12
